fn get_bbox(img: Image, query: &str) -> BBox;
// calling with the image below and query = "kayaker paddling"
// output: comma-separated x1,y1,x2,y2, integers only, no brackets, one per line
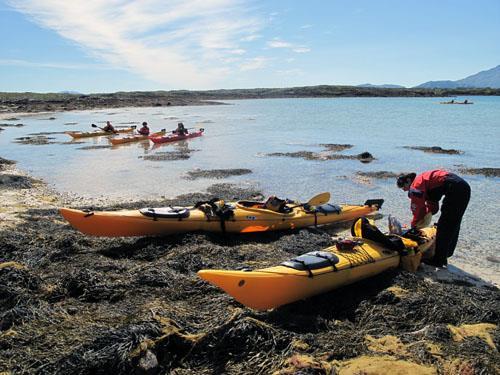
102,121,115,133
137,122,150,135
397,170,471,268
174,122,188,135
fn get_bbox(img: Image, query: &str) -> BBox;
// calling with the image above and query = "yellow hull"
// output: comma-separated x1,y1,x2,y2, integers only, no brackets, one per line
198,227,436,310
65,128,134,138
60,200,381,237
109,130,166,145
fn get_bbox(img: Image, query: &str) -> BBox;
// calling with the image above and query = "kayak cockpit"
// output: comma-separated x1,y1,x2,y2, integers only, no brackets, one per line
139,207,190,219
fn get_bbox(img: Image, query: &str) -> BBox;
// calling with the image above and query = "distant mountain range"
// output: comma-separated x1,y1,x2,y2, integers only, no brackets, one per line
357,83,406,88
415,65,500,89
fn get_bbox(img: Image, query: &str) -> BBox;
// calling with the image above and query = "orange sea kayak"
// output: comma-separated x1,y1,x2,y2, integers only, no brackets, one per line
110,130,167,145
198,220,436,310
60,197,384,237
149,129,204,144
66,128,135,138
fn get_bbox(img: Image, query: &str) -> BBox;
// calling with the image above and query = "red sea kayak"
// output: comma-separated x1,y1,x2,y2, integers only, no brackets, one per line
149,129,204,144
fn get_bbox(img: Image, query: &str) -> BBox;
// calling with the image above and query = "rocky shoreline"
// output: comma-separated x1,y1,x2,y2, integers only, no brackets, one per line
2,86,500,116
0,93,224,115
0,159,498,374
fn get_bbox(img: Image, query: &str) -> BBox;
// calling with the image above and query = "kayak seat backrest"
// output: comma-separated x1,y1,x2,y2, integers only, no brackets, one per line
238,200,265,208
315,204,341,215
238,200,293,214
351,217,405,252
140,207,190,219
282,251,340,273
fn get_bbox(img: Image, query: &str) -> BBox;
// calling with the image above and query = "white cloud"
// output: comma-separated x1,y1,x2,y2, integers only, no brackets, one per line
300,24,312,29
293,47,310,53
7,0,264,89
0,58,115,70
267,38,310,54
239,57,268,71
240,34,261,42
229,49,246,55
267,40,293,49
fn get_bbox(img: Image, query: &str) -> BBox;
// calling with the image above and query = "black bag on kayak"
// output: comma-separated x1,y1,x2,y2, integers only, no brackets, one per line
351,217,405,252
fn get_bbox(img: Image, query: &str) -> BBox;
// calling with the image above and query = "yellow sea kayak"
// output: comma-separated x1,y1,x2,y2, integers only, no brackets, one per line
198,219,436,310
59,197,384,237
109,130,167,145
65,128,134,138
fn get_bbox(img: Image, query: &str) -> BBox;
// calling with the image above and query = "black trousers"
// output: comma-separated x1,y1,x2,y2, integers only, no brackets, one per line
434,175,471,265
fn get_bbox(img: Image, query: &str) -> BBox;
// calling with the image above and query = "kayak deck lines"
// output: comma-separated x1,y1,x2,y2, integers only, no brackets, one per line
59,196,383,237
198,219,436,310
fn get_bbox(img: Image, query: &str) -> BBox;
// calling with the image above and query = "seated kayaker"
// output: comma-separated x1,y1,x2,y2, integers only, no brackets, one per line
102,121,115,133
174,122,188,135
137,122,150,136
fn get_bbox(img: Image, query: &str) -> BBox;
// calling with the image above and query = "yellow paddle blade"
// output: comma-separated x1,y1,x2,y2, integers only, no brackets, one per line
307,192,330,207
240,225,270,233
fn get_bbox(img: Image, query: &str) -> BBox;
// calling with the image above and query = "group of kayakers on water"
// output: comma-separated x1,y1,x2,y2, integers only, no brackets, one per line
74,120,204,145
99,121,189,136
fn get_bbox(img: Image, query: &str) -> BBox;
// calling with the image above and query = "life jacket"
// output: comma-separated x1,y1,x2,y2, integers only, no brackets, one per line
138,127,150,135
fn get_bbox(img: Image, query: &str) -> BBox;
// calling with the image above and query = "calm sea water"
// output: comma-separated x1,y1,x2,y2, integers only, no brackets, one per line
1,97,499,282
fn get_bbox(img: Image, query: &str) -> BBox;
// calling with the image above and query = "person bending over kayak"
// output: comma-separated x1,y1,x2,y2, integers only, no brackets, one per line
137,122,150,136
397,170,471,267
102,121,115,133
174,122,188,135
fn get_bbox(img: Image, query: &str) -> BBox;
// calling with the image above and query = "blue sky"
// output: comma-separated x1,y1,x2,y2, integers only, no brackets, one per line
1,0,499,93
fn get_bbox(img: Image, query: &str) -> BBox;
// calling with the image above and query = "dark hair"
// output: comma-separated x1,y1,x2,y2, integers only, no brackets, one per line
142,122,147,126
397,173,416,188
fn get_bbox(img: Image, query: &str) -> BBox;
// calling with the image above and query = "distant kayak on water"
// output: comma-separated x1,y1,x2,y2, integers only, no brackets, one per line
149,128,204,144
439,100,473,105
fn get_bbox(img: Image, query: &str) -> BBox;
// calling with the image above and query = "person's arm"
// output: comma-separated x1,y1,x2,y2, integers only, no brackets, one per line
426,200,439,215
409,192,427,228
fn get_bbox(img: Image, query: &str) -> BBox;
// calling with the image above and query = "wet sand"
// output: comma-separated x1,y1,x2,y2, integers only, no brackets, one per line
0,158,498,374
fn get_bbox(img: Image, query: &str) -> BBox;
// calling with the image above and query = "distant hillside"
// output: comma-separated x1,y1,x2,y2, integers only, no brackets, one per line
357,83,405,88
417,65,500,88
58,91,82,95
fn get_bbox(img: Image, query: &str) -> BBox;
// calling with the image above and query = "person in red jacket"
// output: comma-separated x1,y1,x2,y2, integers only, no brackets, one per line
397,170,471,267
137,122,150,136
